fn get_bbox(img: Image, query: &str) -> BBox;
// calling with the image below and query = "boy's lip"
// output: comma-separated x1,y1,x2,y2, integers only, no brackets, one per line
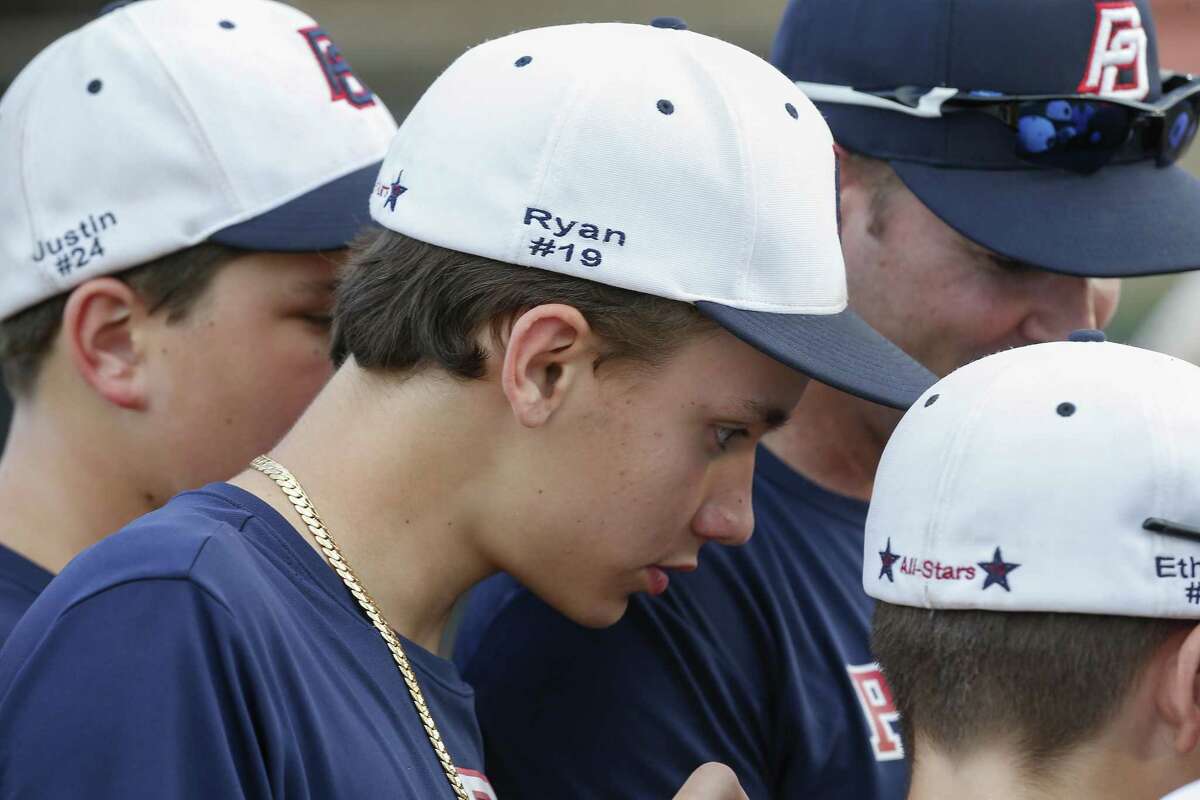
643,561,699,596
646,566,670,596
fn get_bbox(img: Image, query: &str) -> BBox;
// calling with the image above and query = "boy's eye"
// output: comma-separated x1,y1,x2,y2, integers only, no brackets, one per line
714,426,749,452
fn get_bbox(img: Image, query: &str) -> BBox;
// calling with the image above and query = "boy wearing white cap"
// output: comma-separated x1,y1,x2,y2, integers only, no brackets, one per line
867,332,1200,800
0,20,931,800
0,0,395,643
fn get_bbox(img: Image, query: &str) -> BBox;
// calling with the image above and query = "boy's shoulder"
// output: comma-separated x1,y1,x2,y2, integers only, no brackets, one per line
34,484,269,621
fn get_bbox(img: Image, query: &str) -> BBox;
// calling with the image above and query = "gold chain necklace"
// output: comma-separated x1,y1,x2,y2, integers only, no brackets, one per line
250,455,471,800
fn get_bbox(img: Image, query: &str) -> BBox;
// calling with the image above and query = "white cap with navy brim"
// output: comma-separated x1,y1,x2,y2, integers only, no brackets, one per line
865,331,1200,618
0,0,397,321
368,21,934,409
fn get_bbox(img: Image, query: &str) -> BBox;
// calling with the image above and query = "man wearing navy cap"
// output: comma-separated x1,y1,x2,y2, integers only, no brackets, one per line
455,2,1200,798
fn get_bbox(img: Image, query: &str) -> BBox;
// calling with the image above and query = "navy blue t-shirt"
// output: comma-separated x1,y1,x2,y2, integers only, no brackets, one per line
455,446,907,799
0,543,52,646
0,483,495,799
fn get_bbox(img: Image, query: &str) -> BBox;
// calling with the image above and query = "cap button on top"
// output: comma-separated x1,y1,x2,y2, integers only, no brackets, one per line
649,16,688,30
1068,329,1106,342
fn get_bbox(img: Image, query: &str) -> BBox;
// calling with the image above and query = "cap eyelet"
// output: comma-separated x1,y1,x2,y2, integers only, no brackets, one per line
514,55,532,67
657,99,675,115
785,102,798,119
219,19,236,29
924,394,939,407
1056,402,1076,417
649,16,688,30
87,79,103,94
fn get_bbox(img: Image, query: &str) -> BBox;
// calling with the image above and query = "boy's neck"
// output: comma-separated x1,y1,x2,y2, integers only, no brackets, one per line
0,400,158,575
231,363,499,655
908,738,1175,800
762,381,902,502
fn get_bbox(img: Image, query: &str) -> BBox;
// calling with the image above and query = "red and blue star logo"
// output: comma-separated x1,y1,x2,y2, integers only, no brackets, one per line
879,538,900,583
978,547,1020,592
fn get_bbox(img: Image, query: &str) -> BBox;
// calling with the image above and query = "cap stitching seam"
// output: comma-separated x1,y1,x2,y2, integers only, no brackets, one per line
680,33,757,299
15,34,73,296
514,40,590,265
126,11,243,213
922,356,1015,608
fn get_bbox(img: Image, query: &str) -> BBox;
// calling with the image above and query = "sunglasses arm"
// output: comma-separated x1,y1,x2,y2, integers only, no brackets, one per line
793,81,958,118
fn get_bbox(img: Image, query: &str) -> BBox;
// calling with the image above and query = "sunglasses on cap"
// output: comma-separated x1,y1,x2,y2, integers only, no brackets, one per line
796,72,1200,175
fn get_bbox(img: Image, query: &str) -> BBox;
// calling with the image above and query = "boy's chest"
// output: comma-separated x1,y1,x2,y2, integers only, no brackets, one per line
243,611,493,798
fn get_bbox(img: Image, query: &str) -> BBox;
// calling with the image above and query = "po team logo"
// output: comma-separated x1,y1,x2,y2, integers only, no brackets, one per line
847,664,904,761
299,26,376,108
458,768,498,800
1077,1,1149,100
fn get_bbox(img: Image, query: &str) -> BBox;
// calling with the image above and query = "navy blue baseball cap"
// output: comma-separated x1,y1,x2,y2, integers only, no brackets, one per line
771,0,1200,277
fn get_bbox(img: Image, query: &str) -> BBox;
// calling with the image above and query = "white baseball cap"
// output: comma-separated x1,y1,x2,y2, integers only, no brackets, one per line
0,0,397,321
1163,780,1200,800
864,331,1200,618
368,22,934,408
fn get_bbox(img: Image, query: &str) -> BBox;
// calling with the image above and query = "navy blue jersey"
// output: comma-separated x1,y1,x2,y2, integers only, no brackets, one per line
0,543,52,645
455,446,907,799
0,483,495,800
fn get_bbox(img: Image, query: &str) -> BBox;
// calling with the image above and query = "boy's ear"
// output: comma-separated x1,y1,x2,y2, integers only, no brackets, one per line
1158,623,1200,755
500,303,594,428
832,142,855,181
61,277,149,411
831,143,871,234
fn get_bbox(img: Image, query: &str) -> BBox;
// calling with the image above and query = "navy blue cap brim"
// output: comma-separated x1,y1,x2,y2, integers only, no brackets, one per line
891,159,1200,278
695,302,935,409
210,162,381,251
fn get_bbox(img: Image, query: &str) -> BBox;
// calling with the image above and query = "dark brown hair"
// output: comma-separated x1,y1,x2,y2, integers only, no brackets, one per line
332,229,718,379
872,602,1190,774
0,243,240,396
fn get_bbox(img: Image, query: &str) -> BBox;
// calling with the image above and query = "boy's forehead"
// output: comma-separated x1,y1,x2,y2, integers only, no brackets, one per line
642,338,798,424
224,253,339,293
670,332,806,406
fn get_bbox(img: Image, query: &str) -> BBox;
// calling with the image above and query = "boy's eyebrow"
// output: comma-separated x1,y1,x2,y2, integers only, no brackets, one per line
741,400,791,431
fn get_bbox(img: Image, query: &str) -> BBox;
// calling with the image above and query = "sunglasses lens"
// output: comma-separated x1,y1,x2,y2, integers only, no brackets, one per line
1014,100,1132,173
1159,99,1200,165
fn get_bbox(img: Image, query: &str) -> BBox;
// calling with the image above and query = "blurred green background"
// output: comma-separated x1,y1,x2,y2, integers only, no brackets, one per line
3,0,1199,341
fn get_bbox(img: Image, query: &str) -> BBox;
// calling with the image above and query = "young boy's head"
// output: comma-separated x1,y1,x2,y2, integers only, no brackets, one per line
0,0,395,499
865,336,1200,798
329,21,935,626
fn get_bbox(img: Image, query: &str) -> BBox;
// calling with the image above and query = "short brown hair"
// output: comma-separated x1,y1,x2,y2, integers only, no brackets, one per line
0,243,240,396
872,603,1190,775
332,229,718,378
